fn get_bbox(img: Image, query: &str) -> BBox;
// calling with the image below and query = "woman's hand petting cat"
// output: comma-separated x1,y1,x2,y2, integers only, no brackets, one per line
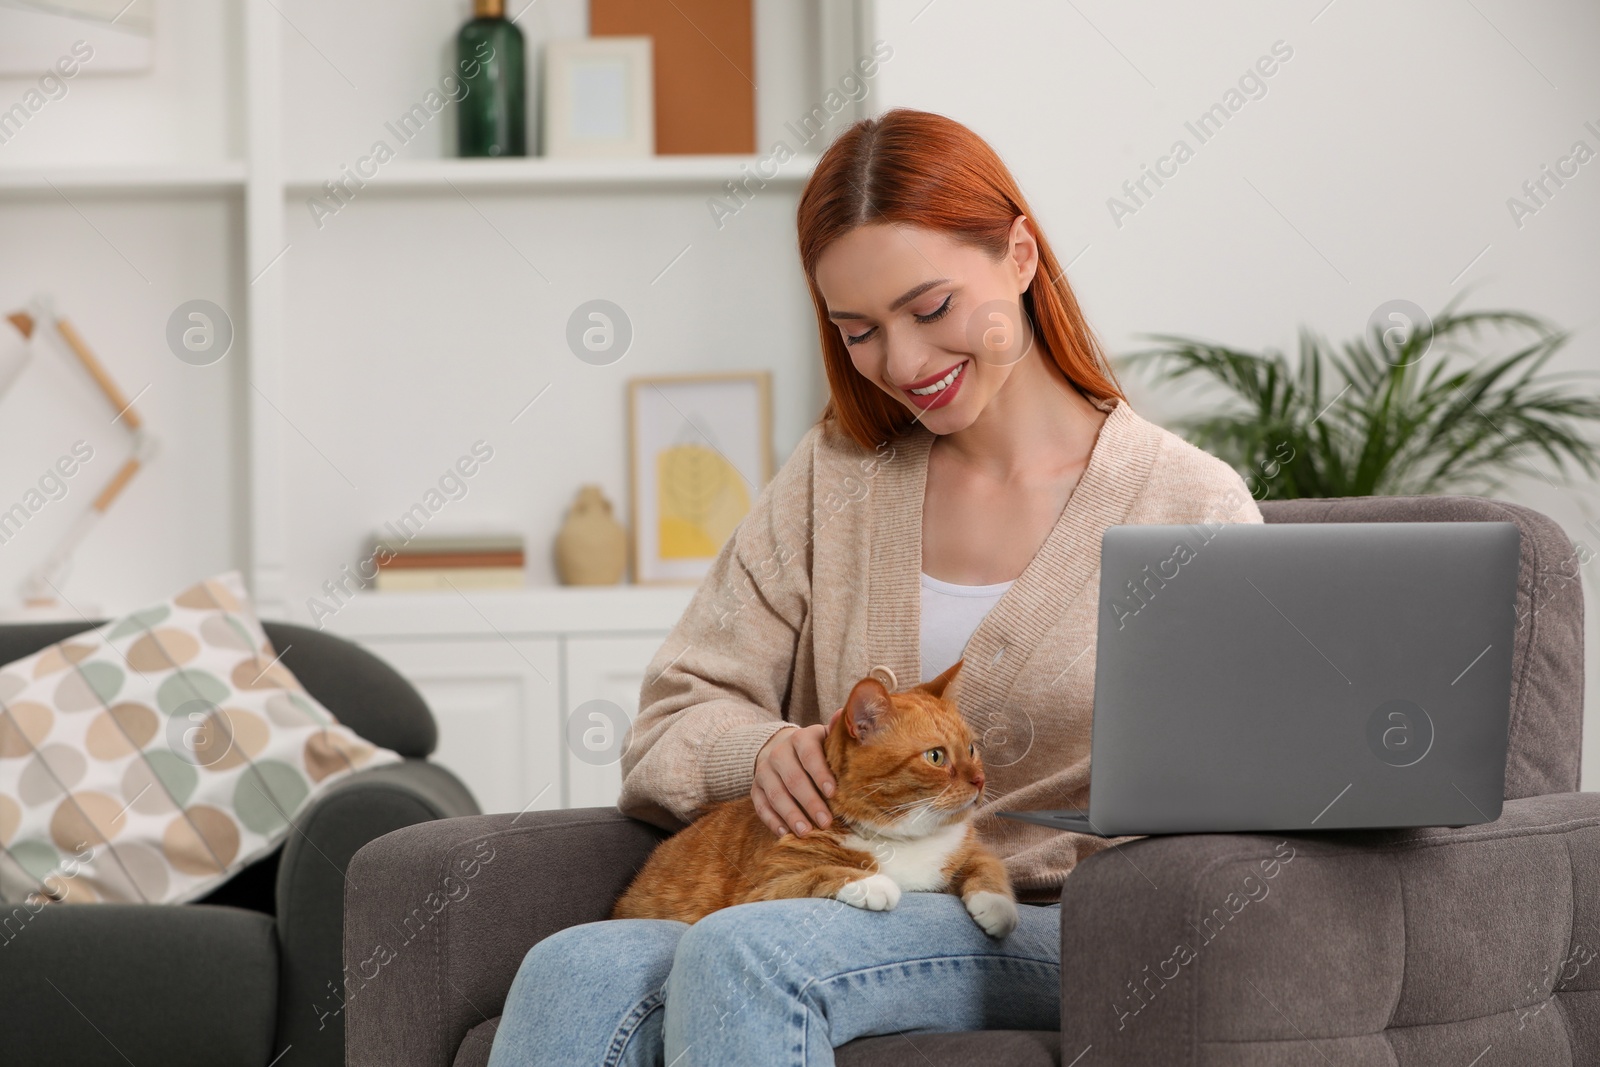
752,709,844,837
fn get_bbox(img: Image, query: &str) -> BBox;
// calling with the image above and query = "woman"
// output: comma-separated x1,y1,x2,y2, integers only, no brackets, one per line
487,108,1261,1066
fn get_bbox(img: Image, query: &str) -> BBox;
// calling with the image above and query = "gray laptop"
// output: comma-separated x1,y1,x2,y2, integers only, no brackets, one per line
999,520,1521,837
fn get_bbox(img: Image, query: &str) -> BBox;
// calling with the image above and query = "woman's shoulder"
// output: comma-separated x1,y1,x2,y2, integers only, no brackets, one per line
1124,406,1262,525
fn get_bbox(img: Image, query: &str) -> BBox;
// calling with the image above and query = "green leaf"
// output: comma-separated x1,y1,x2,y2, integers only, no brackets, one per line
1117,305,1600,499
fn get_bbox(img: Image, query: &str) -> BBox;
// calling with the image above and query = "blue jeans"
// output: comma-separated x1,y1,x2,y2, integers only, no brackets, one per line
485,892,1061,1067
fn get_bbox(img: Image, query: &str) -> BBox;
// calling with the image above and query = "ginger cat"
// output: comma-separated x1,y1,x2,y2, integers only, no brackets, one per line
611,658,1018,938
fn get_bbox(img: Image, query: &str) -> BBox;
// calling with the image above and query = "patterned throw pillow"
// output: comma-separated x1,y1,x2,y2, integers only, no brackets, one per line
0,570,401,905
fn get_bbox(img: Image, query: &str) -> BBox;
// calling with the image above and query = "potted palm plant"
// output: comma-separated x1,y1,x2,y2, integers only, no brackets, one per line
1118,295,1600,501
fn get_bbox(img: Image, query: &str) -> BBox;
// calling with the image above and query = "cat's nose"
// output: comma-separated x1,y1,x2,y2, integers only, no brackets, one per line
971,772,985,792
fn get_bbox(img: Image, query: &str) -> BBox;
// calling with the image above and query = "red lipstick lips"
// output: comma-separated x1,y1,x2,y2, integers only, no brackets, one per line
901,360,967,411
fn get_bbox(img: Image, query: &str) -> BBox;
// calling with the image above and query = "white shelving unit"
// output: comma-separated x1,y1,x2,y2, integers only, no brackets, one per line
0,0,871,811
0,0,871,609
242,0,866,618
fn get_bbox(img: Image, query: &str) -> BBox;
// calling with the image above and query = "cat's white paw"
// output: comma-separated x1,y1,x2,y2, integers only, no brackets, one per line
964,890,1018,938
836,873,901,911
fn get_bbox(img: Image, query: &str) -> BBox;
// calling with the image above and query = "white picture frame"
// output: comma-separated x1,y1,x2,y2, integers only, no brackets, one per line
543,36,654,158
628,372,773,585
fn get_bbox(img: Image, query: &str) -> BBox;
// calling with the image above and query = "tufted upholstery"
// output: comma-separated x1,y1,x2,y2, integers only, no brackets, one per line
1060,792,1600,1064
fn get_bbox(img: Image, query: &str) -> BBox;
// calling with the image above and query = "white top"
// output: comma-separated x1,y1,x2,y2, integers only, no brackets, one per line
919,570,1015,684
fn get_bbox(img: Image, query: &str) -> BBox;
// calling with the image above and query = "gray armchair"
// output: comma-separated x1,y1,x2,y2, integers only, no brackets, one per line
345,495,1589,1066
1,620,480,1067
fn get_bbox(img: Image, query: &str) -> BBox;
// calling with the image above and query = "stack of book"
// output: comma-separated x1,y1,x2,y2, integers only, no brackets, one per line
371,533,526,591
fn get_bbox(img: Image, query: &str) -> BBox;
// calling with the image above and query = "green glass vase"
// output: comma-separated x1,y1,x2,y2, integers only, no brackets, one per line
457,0,526,158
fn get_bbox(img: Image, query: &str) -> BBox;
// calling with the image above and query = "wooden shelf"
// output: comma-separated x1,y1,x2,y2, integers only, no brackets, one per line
0,161,247,195
283,154,819,195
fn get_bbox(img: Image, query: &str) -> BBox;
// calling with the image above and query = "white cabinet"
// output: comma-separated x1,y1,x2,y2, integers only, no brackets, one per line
564,635,676,810
314,586,695,814
360,638,561,819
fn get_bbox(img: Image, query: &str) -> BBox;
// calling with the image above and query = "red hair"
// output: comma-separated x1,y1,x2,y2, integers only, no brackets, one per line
796,108,1125,451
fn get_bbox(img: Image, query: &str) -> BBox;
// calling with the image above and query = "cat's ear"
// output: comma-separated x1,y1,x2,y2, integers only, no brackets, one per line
916,657,964,700
844,676,894,741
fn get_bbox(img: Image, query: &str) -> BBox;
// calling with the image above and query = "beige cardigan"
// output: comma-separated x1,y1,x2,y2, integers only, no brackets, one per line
618,395,1264,901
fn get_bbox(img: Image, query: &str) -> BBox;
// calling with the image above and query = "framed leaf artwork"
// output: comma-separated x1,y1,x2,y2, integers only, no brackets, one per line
626,371,772,584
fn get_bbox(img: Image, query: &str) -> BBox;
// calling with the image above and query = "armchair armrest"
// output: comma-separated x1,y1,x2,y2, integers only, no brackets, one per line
1060,792,1600,1064
343,807,666,1067
276,759,480,1067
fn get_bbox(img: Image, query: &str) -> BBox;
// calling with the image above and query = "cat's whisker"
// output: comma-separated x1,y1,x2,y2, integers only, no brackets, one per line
883,799,934,825
878,783,966,833
880,794,940,816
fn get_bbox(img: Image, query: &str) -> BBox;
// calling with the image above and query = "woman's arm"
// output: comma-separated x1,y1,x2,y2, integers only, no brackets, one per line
617,426,823,831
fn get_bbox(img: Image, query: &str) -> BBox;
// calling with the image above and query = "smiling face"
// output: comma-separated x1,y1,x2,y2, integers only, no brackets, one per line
812,218,1042,433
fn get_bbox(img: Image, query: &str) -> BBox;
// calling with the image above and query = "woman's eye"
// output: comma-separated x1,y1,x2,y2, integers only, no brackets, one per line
914,294,953,324
844,327,877,346
926,748,945,766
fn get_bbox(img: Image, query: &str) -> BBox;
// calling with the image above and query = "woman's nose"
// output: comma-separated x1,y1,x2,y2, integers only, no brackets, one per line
883,330,940,389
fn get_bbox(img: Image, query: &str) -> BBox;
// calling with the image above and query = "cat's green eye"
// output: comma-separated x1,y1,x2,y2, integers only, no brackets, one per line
925,748,946,766
968,743,976,757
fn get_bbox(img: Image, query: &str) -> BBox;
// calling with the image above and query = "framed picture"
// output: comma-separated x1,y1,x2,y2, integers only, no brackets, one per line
627,371,773,585
543,37,654,158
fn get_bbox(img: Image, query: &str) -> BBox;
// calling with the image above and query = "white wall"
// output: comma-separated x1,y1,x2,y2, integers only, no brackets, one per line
868,0,1600,786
